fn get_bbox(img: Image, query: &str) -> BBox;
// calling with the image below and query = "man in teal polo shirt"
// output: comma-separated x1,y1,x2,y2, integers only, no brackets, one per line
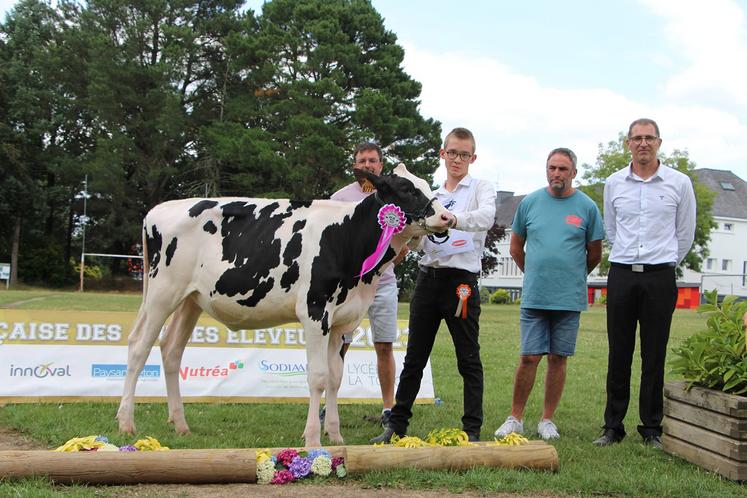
494,147,604,440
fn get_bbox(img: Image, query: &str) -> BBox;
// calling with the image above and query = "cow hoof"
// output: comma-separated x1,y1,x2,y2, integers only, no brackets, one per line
118,422,136,435
174,424,190,435
328,434,344,445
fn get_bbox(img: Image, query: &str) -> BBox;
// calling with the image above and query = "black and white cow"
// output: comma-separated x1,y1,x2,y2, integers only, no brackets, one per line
116,164,453,447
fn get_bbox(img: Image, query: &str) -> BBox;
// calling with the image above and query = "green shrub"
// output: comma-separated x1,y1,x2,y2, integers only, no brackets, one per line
490,288,511,304
479,287,491,304
18,245,76,287
669,290,747,395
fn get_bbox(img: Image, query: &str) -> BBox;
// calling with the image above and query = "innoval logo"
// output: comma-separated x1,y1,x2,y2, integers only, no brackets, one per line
9,362,71,378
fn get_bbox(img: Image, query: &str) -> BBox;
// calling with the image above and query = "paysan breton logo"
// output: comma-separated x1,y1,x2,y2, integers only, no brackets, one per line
259,359,307,376
91,364,160,380
179,360,244,380
9,362,71,378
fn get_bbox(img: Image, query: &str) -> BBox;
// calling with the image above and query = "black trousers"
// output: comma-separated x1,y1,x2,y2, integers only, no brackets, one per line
603,265,677,438
388,268,483,437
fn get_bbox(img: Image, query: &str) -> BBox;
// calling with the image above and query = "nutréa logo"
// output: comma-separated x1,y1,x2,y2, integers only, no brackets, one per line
179,360,244,380
9,362,72,378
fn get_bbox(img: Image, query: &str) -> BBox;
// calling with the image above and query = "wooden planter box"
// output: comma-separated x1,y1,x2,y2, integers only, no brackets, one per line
663,380,747,481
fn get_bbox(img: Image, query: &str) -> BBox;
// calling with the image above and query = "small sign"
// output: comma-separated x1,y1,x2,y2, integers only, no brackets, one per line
0,263,9,280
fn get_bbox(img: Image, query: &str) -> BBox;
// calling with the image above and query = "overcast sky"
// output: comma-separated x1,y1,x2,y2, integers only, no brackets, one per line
4,0,747,194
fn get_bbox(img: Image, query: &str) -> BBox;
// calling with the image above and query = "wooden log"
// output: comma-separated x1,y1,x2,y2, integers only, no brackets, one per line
0,442,557,485
0,449,256,485
345,441,558,474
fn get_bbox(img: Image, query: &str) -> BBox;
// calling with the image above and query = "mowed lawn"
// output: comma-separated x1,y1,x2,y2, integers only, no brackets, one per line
0,289,743,497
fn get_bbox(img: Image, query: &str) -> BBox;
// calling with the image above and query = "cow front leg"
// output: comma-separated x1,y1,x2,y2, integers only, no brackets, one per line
324,330,345,445
301,325,328,447
160,298,202,435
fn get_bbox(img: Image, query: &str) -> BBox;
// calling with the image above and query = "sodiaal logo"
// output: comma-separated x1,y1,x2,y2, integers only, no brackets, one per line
179,360,244,380
9,362,71,378
91,364,160,380
259,359,306,376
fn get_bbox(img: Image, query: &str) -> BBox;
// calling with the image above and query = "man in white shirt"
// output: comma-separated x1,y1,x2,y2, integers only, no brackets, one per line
593,118,696,449
330,142,406,428
371,127,497,443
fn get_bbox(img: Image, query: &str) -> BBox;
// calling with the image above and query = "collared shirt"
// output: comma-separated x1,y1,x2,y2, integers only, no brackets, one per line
331,181,396,286
604,163,696,265
419,175,497,274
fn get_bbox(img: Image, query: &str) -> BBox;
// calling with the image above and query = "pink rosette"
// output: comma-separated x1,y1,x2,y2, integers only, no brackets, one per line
359,204,406,277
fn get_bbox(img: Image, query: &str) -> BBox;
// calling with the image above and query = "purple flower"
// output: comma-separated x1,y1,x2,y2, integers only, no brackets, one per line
276,448,299,467
270,469,294,484
331,456,344,470
288,456,312,479
119,445,138,452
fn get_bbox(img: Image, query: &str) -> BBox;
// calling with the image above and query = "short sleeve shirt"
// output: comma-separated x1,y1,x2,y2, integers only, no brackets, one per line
513,188,605,311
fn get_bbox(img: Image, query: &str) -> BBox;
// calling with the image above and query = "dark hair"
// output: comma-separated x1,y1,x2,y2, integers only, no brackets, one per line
546,147,577,169
628,118,660,138
353,142,382,162
444,127,476,152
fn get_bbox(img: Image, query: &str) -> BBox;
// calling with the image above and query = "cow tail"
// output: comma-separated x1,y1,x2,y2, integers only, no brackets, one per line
140,223,150,299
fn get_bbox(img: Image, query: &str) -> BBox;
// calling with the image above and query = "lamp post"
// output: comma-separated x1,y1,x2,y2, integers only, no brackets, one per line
78,175,88,292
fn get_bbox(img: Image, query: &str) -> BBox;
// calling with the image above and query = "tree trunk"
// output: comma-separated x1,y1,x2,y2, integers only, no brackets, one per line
10,216,21,288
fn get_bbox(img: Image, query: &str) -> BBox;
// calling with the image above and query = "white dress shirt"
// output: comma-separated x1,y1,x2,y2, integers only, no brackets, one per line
604,163,696,265
419,175,497,274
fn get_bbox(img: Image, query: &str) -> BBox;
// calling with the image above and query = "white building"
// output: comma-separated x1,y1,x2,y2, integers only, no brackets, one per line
681,169,747,298
481,169,747,300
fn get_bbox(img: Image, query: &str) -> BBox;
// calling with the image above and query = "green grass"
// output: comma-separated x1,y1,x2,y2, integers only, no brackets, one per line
0,289,743,496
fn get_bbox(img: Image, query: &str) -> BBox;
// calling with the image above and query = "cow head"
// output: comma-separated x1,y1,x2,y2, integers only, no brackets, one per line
355,163,452,236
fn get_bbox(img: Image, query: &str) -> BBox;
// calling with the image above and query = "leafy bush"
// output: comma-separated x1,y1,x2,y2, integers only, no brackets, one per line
479,287,491,304
490,289,511,304
73,259,104,280
18,245,77,287
670,290,747,395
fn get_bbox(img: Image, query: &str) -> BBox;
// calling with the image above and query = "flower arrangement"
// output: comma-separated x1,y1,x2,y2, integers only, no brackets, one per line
256,447,346,485
375,428,529,448
53,435,169,452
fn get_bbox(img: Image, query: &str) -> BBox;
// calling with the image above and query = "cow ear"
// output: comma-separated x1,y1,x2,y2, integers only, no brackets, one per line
393,163,409,177
353,168,377,185
353,168,390,192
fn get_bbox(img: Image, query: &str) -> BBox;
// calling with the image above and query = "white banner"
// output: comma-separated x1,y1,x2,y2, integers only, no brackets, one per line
0,310,434,404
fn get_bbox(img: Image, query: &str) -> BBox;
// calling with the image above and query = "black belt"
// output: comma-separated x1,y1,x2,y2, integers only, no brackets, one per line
610,262,675,273
419,267,477,279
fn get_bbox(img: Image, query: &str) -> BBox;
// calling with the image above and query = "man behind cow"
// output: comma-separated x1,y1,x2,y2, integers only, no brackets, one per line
372,127,497,443
594,118,696,449
329,142,407,427
494,147,604,440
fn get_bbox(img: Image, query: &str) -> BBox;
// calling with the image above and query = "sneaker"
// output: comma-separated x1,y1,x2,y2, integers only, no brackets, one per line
494,416,524,438
537,419,560,440
467,432,480,442
380,409,392,428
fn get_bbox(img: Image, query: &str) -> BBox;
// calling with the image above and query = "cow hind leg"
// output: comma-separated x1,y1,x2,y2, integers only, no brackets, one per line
323,330,346,445
116,299,180,435
160,296,202,435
